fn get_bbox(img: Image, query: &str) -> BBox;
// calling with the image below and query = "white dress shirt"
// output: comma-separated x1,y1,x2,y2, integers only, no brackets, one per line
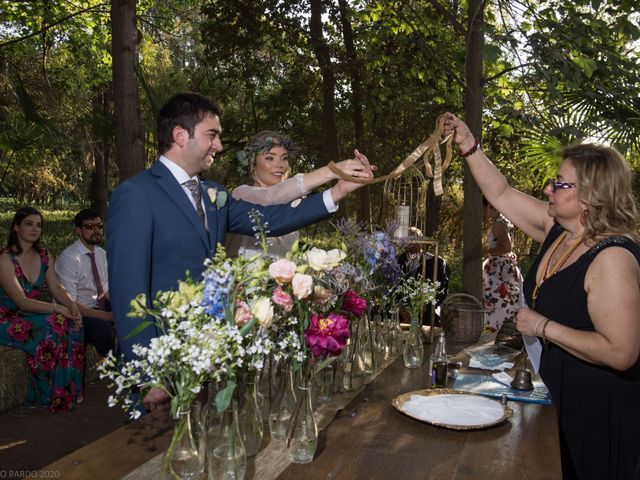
55,239,108,308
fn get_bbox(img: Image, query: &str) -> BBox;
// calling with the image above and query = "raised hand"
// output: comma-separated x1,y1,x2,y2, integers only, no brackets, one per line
442,112,476,153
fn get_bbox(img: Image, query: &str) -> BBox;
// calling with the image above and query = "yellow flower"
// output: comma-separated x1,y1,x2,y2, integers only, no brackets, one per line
207,188,217,204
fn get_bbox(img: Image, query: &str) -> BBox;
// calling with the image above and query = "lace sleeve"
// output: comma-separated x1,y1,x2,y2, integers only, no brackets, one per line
232,174,308,206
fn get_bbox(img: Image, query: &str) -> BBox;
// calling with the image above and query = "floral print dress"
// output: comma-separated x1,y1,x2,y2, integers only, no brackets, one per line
0,248,84,412
482,217,523,331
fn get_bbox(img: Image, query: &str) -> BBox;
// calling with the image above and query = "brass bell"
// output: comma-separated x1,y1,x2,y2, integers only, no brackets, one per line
510,368,534,391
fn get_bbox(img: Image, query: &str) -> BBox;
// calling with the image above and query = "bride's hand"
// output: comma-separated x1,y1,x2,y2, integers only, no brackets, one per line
332,159,371,179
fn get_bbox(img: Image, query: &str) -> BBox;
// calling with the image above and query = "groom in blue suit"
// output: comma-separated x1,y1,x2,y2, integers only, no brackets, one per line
107,93,371,410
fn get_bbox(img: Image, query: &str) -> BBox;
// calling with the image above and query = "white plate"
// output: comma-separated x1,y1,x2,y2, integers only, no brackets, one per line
392,388,512,430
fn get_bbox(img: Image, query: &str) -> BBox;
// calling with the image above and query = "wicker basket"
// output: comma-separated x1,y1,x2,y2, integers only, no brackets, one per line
440,293,485,343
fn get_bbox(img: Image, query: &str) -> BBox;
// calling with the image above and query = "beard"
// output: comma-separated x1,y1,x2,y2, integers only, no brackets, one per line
84,235,102,246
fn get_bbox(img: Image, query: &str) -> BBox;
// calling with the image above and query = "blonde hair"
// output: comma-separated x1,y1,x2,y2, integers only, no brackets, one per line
564,143,639,243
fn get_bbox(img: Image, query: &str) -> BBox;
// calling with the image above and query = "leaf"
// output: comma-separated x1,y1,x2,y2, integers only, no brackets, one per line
124,320,155,340
482,44,502,64
215,380,236,413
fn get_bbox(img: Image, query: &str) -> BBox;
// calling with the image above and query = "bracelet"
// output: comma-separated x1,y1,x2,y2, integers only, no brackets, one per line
534,318,545,337
460,139,481,158
541,319,551,344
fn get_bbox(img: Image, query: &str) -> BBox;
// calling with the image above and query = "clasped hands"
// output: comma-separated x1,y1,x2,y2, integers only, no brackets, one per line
331,149,377,197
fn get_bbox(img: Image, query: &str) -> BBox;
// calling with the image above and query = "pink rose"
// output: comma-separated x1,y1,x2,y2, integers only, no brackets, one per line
292,273,313,300
234,300,253,326
272,286,293,312
268,258,297,284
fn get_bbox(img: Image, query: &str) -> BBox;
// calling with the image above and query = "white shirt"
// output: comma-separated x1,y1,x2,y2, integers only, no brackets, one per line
55,239,108,308
159,155,209,229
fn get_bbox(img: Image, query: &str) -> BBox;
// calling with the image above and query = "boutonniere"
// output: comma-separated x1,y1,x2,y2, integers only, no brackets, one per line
207,188,227,208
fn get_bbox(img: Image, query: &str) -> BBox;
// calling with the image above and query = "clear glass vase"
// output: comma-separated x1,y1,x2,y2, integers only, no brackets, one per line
403,312,424,368
237,374,263,457
389,307,404,356
361,314,378,375
161,406,203,480
268,361,297,440
286,383,318,464
342,316,366,391
315,367,334,404
208,402,246,480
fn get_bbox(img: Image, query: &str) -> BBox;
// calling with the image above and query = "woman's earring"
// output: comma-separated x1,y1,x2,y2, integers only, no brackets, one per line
580,210,588,226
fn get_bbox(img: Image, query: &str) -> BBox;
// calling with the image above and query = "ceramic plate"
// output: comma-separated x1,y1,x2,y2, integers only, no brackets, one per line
392,388,512,430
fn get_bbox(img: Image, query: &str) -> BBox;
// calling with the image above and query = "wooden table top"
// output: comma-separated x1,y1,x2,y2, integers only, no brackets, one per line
42,335,561,480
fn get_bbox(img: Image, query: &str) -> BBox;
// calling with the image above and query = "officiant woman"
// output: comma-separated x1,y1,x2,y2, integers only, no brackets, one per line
444,112,640,480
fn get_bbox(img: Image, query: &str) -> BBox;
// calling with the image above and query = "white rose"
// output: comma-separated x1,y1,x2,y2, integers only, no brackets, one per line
306,247,328,271
251,297,274,328
325,248,346,268
292,273,313,300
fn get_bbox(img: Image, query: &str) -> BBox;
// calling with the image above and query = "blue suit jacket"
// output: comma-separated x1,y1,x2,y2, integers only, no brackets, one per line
107,160,331,359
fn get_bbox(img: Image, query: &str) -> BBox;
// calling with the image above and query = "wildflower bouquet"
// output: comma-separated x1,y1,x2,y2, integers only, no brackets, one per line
99,278,242,422
394,275,440,319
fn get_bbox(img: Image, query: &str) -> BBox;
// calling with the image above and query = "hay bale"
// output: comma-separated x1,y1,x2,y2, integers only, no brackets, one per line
0,345,30,413
0,344,101,412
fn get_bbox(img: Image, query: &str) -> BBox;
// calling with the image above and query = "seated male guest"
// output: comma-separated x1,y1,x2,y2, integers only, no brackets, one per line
55,209,115,356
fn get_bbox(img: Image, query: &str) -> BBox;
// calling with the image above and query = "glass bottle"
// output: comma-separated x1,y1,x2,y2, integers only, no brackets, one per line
268,361,297,440
161,405,203,480
403,310,424,368
389,307,404,356
361,314,377,375
286,383,318,464
342,316,366,391
237,373,263,457
430,332,448,388
315,366,334,403
208,402,246,480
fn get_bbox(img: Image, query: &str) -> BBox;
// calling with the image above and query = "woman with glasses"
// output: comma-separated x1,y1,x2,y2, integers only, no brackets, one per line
444,112,640,480
0,207,85,412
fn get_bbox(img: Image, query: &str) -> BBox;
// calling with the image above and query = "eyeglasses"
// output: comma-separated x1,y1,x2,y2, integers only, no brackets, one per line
81,223,103,231
547,179,576,193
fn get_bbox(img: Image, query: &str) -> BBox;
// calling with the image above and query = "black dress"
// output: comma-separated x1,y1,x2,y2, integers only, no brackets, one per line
523,224,640,480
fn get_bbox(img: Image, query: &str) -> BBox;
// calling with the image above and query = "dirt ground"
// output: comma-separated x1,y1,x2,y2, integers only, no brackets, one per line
0,378,127,478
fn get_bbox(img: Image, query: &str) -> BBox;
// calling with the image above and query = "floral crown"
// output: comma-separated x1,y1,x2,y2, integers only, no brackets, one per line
236,133,298,177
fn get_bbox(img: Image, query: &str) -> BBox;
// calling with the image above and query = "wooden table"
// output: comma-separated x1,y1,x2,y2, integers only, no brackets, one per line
42,336,561,479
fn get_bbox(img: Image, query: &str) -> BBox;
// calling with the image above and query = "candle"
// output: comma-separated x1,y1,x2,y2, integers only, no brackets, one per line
394,205,411,238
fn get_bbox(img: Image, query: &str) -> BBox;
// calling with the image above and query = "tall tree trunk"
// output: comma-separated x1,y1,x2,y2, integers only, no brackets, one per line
338,0,370,223
111,0,145,182
462,0,484,299
309,0,339,163
90,88,112,218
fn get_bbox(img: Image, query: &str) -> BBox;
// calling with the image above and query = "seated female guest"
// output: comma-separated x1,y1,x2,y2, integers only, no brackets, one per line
0,207,84,412
444,113,640,480
226,130,372,258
